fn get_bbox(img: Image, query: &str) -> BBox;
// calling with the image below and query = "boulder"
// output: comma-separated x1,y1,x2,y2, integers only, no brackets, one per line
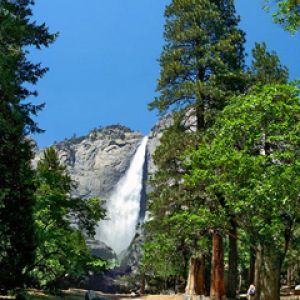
295,285,300,295
119,226,144,274
85,290,109,300
86,240,117,261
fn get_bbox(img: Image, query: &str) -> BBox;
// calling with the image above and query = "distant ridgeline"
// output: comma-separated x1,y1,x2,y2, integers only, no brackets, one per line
33,125,144,200
55,125,137,148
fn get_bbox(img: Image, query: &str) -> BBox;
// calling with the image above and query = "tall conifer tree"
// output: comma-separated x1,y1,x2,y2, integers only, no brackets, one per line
149,0,245,129
250,42,289,85
0,0,55,290
146,0,246,298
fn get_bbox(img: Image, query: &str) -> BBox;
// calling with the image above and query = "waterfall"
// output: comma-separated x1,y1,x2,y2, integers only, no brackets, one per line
96,136,148,254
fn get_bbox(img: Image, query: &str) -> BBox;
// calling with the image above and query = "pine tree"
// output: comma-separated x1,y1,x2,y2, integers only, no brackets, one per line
0,0,56,290
149,0,246,130
146,0,246,298
143,119,202,285
250,42,289,85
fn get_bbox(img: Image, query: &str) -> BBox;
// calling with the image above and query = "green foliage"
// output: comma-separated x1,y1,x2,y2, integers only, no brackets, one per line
149,0,246,129
185,84,300,257
145,0,247,284
30,148,107,288
143,120,202,277
142,232,182,279
250,42,289,86
144,2,249,288
0,0,56,290
264,0,300,33
284,224,300,283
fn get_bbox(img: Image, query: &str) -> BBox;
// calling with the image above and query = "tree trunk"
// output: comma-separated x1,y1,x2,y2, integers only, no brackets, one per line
227,221,238,299
210,230,226,300
185,255,206,296
205,252,211,296
196,102,205,131
254,244,262,300
254,243,282,300
249,245,256,285
140,272,145,295
287,264,293,287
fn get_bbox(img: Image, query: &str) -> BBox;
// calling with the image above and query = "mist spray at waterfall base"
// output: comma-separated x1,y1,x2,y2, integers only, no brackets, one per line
96,137,148,255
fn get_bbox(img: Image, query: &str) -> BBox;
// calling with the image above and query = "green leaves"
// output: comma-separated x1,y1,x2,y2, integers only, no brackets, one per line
0,1,56,289
185,84,300,252
264,0,300,33
31,148,107,288
149,0,246,124
145,1,248,284
250,42,289,86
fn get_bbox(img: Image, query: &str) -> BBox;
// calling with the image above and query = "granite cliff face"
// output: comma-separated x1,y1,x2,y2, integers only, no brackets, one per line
33,122,169,291
33,123,168,270
145,115,172,197
33,125,144,200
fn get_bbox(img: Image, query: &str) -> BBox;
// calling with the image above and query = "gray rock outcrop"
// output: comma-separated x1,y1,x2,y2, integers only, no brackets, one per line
147,115,172,176
86,240,117,261
33,125,143,200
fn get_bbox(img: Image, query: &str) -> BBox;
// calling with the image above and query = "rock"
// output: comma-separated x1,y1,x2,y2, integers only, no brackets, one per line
86,240,117,260
33,121,184,292
85,290,109,300
85,290,96,300
33,125,143,200
184,296,206,300
119,225,144,274
295,285,300,295
147,114,172,176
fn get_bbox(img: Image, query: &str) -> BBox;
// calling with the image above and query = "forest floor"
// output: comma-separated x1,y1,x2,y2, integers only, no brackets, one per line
1,289,300,300
21,289,300,300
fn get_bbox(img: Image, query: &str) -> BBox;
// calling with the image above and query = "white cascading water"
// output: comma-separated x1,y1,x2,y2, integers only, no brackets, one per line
96,136,148,254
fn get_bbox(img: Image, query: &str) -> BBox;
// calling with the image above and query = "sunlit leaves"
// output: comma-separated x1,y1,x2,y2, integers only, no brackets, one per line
185,84,300,252
264,0,300,33
31,148,106,288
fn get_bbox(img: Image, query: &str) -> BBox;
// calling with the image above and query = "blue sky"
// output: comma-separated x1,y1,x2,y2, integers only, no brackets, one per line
30,0,300,148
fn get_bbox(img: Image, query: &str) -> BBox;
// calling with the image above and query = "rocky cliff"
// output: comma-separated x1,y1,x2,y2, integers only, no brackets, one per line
33,123,168,269
33,125,144,200
33,122,169,291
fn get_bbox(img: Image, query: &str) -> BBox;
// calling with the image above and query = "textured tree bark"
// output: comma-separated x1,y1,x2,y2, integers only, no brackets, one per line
227,221,238,299
186,257,196,296
260,252,281,300
249,245,256,286
210,230,226,300
185,255,206,296
205,253,211,296
254,244,282,300
254,245,262,300
287,264,294,287
140,272,145,295
195,255,206,295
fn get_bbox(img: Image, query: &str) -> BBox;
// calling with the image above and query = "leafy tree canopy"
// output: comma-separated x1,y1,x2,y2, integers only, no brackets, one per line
250,42,289,86
149,0,246,130
30,148,107,288
185,84,300,255
0,0,56,290
264,0,300,33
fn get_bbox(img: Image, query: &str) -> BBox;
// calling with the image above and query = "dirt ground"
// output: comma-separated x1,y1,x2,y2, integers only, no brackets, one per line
63,289,187,300
113,296,299,300
0,289,299,300
62,289,300,300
